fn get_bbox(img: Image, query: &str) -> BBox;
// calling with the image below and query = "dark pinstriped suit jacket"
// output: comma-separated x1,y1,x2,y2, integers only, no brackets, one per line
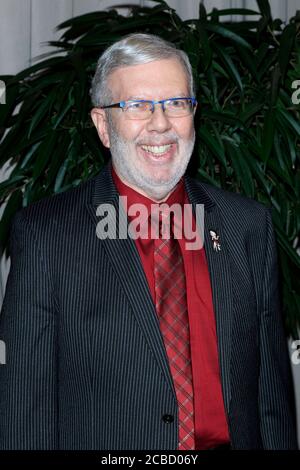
0,161,297,450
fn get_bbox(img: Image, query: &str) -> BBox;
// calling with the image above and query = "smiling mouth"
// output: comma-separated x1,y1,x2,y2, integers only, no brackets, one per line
140,144,173,156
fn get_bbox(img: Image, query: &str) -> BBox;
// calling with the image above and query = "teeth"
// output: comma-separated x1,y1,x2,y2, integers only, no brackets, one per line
141,144,172,155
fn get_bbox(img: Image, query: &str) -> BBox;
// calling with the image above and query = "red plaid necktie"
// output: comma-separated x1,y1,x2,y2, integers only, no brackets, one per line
153,208,195,450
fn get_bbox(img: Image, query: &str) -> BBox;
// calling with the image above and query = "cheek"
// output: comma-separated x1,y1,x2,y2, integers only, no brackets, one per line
173,119,194,140
117,118,145,141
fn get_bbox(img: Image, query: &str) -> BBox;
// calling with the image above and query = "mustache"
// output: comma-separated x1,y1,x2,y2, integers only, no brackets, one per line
136,136,179,146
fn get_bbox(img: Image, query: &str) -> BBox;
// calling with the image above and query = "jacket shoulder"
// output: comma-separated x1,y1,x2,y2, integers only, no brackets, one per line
188,177,271,218
10,175,96,238
28,177,94,211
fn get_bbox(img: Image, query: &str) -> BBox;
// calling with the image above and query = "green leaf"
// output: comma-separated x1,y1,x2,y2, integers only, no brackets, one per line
207,9,260,17
196,23,212,71
203,109,245,128
54,157,69,193
197,168,221,187
235,45,259,83
44,132,71,190
275,224,300,269
256,0,271,19
14,56,69,81
212,43,243,92
28,93,55,138
0,175,25,197
205,24,252,50
238,102,264,123
242,145,271,195
57,11,113,30
257,50,278,81
31,129,58,183
277,108,300,136
20,142,42,169
279,24,296,80
270,63,281,106
0,190,23,253
199,2,207,21
205,66,219,105
225,142,254,196
261,108,275,163
198,126,227,168
255,42,270,67
270,132,293,187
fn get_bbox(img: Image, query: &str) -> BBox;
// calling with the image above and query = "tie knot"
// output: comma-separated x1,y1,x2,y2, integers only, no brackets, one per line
151,205,174,239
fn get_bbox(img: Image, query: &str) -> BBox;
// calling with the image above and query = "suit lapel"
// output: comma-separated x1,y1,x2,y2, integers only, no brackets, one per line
185,176,232,414
86,162,176,396
85,163,233,412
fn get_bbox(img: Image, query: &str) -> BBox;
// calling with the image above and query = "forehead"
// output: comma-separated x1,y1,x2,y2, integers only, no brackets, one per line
107,58,190,100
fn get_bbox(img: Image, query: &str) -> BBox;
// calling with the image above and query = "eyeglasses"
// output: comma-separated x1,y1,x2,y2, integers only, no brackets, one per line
99,97,197,120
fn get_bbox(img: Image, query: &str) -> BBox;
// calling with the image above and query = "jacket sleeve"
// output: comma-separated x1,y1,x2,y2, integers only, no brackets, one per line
0,210,58,449
258,208,298,449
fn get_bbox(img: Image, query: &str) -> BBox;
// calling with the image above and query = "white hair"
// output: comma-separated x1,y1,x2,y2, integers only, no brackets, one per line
90,33,195,106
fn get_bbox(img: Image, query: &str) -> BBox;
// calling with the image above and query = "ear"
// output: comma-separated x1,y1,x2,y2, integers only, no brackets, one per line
91,108,111,148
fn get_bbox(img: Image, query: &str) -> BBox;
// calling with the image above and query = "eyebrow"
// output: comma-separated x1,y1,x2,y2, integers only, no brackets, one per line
125,94,191,101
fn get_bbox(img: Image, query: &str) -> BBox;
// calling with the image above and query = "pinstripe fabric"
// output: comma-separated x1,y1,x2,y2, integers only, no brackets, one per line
0,161,297,449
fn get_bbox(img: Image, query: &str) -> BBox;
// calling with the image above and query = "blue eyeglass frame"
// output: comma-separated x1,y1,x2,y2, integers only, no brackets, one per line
99,97,197,113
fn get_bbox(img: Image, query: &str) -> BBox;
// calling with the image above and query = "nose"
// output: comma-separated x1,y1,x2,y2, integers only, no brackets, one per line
146,103,172,133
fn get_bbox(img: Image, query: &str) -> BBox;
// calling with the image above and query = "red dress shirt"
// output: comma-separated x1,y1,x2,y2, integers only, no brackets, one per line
111,165,230,450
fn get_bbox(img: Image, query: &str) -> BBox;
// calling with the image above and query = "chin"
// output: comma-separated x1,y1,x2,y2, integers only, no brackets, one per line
150,167,175,181
145,175,174,188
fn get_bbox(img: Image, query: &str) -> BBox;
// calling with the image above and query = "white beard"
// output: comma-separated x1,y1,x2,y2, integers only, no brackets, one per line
107,118,195,201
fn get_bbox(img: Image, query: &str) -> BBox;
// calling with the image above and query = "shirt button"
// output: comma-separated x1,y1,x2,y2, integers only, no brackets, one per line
162,414,174,423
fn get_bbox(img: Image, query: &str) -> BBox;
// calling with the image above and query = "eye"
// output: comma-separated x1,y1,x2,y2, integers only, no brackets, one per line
127,101,150,111
168,99,186,108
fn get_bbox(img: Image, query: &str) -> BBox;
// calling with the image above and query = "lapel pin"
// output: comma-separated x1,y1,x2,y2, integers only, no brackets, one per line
209,230,221,252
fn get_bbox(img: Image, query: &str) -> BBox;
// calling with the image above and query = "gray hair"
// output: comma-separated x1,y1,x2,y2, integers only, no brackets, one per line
90,33,195,107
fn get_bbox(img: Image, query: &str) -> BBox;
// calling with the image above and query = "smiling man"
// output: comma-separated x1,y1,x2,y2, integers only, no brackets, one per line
91,58,195,201
0,33,297,450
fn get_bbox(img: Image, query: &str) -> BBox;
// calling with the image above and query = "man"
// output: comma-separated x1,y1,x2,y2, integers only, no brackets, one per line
0,33,297,450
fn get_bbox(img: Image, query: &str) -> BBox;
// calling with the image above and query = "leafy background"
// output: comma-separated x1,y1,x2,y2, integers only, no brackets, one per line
0,0,299,335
